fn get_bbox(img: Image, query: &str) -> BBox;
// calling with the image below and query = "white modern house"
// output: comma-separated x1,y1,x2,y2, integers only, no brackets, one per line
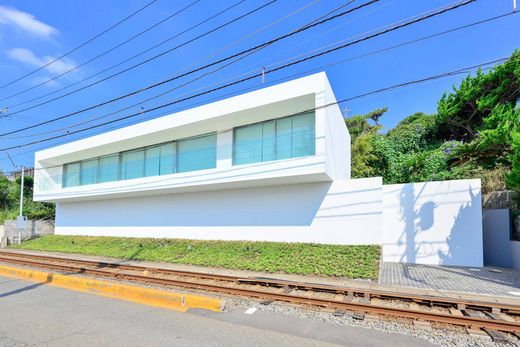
34,72,483,267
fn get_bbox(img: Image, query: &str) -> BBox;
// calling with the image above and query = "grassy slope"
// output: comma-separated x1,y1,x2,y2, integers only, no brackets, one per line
11,235,380,279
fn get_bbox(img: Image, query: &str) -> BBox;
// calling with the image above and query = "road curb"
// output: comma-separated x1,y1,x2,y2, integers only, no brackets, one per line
0,264,222,312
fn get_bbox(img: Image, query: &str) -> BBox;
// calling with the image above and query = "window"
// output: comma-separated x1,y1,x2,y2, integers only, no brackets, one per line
233,112,315,165
98,154,119,183
233,121,275,165
80,159,98,185
290,112,315,157
159,143,175,175
145,146,160,177
121,149,145,180
61,132,216,187
177,133,216,173
63,162,80,188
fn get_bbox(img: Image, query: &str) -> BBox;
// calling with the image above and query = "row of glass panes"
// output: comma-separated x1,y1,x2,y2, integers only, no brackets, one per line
233,112,315,165
63,133,217,187
62,112,316,188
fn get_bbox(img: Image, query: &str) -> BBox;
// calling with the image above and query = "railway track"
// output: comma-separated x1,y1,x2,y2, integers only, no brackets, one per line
0,250,519,340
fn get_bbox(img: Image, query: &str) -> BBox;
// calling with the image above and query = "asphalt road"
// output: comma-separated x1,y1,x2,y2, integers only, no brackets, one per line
0,275,433,346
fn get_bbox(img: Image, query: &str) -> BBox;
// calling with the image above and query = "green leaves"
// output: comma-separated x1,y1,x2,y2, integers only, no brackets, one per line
0,173,54,223
348,50,520,195
12,236,381,279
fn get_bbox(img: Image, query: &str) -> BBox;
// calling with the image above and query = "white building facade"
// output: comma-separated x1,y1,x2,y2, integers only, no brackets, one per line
34,73,483,267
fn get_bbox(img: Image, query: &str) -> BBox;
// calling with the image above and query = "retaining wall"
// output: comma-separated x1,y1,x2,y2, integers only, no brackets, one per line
1,220,55,245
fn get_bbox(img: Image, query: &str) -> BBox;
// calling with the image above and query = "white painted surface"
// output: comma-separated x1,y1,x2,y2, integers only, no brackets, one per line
55,178,383,245
32,72,485,267
382,180,483,267
482,209,513,267
34,72,350,203
512,241,520,271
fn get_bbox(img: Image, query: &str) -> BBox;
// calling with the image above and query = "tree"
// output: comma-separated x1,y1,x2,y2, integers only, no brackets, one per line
436,50,520,141
345,108,385,178
0,173,55,223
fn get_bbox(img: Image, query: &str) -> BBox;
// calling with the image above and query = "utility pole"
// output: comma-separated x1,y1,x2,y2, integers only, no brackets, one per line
18,166,25,244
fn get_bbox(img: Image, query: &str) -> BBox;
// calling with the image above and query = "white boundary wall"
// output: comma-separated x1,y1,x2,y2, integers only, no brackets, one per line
55,178,484,267
382,179,482,267
56,177,383,245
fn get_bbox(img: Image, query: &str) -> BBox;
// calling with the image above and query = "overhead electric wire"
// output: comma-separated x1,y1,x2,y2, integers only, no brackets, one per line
2,0,324,139
5,0,249,110
0,0,202,102
1,0,378,126
0,0,476,151
1,0,464,140
1,0,280,117
0,0,159,91
97,11,516,134
0,57,507,173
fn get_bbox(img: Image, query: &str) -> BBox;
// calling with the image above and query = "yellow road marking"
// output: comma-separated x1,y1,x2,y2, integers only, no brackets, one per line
0,264,222,312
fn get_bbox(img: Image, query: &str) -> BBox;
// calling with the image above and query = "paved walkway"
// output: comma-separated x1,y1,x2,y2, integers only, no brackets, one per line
380,262,520,297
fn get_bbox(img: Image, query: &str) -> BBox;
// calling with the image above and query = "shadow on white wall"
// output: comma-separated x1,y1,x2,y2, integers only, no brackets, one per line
384,179,482,267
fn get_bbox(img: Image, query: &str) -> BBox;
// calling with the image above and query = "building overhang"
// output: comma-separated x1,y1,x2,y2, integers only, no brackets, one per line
35,156,329,202
34,72,348,203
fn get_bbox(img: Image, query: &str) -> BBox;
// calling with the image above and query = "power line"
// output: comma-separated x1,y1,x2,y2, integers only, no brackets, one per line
0,57,507,175
2,0,324,139
1,0,378,127
0,54,505,166
0,0,477,151
0,58,503,166
1,0,280,117
0,0,202,102
0,0,159,91
5,0,249,110
12,2,501,142
94,11,516,135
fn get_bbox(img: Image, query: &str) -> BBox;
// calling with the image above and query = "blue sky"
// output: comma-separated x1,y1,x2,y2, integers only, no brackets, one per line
0,0,518,172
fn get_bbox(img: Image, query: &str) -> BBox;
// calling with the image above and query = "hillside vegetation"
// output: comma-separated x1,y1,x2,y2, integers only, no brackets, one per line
347,50,520,196
0,175,54,223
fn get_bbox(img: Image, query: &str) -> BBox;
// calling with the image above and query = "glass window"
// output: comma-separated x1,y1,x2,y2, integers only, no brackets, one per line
233,123,262,165
62,132,218,186
145,146,160,177
291,112,315,157
234,121,275,165
261,120,276,162
177,133,216,173
233,112,315,165
275,117,293,160
63,163,80,187
80,158,98,185
159,143,175,175
121,149,145,180
98,154,119,183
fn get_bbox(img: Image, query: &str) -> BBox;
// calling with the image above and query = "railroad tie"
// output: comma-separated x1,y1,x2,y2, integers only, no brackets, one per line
482,328,509,343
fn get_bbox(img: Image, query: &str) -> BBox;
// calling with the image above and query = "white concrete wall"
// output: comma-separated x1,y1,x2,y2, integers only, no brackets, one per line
322,75,350,179
482,209,513,267
512,241,520,271
382,179,483,267
55,177,383,245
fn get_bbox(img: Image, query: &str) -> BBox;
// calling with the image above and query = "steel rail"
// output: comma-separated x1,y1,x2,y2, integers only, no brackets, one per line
0,251,517,313
0,251,519,333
